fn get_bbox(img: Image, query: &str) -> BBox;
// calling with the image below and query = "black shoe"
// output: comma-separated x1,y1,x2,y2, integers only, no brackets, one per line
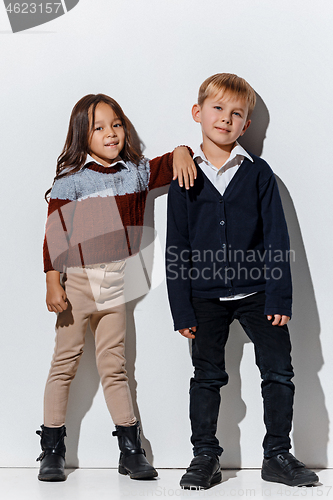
112,422,158,479
261,452,319,487
180,454,222,490
36,425,66,481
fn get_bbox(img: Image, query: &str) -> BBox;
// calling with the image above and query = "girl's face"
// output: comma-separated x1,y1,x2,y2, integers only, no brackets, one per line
88,102,126,167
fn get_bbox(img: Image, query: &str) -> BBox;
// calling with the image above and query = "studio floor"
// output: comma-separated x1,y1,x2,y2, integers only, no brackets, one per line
0,468,331,500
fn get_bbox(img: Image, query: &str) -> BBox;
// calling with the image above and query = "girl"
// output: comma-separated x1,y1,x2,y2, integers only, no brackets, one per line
37,94,195,481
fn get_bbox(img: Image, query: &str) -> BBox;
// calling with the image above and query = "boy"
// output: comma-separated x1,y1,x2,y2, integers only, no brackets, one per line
166,73,319,489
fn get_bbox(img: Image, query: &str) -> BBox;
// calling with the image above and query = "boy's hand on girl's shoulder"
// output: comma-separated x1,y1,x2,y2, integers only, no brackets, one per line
267,315,290,326
179,326,196,339
46,271,68,313
172,146,197,190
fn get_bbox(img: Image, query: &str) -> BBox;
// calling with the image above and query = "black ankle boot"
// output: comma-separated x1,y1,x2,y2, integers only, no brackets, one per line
36,425,66,481
112,422,158,479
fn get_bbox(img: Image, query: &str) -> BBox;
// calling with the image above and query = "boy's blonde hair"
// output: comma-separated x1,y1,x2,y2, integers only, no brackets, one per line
198,73,256,118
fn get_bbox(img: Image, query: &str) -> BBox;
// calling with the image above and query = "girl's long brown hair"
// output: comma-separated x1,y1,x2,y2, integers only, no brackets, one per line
45,94,143,201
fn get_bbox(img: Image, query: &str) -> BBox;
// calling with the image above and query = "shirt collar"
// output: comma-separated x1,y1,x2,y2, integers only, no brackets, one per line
84,154,129,170
194,142,253,170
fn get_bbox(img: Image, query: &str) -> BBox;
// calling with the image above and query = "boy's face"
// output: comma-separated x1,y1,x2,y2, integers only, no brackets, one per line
192,92,251,153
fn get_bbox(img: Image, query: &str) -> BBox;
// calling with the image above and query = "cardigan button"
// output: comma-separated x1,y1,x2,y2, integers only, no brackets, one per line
220,220,225,225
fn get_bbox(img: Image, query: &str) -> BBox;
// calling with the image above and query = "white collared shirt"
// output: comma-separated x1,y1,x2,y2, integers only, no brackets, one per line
194,143,256,302
84,154,129,170
194,142,253,196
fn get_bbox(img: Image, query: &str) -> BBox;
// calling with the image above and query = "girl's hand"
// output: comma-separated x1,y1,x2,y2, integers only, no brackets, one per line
46,271,68,313
173,146,197,190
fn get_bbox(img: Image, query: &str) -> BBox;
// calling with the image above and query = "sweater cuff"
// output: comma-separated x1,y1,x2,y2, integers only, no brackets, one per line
173,317,198,332
264,298,292,319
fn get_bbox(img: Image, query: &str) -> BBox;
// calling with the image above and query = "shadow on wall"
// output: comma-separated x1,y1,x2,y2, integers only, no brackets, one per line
213,93,328,469
123,182,169,466
275,177,328,468
63,128,166,468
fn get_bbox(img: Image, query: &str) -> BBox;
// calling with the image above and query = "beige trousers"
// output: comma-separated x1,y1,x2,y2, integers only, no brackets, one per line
43,262,136,428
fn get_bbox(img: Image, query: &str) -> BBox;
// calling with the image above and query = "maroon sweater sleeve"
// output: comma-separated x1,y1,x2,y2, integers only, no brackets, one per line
148,152,174,191
43,198,73,273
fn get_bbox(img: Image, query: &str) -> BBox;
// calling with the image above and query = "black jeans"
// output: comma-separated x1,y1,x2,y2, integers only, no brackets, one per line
190,292,294,459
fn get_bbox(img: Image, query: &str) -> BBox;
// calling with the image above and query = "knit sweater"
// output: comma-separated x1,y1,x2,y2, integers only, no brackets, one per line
43,153,174,273
166,154,292,331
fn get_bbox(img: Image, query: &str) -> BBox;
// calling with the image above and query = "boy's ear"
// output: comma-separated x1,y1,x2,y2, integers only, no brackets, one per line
240,119,251,136
192,104,202,123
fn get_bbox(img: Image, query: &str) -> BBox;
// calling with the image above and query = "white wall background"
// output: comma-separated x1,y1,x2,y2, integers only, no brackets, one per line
0,0,332,469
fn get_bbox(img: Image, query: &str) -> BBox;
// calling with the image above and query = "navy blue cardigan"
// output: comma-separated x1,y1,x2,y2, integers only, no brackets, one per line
166,154,292,331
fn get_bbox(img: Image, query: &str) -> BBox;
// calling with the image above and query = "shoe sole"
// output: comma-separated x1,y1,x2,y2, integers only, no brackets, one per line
38,474,66,482
262,471,318,487
118,465,158,479
180,470,222,490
